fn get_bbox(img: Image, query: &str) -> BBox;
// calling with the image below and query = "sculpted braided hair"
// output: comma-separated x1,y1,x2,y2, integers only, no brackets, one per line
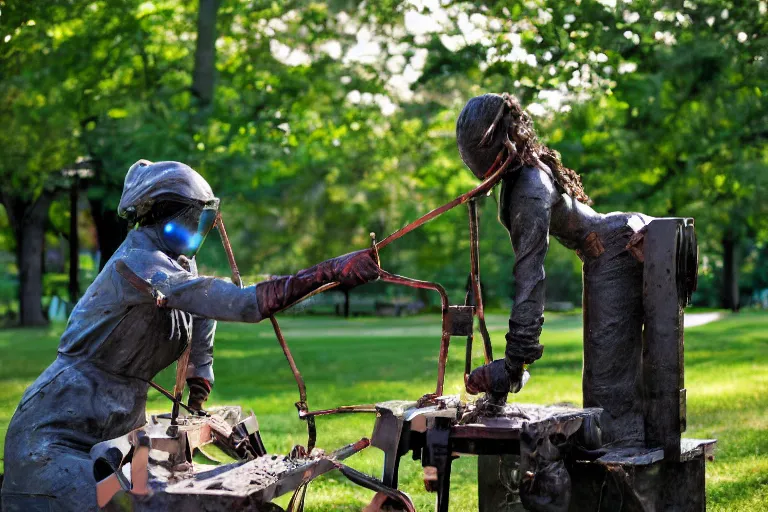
456,93,591,204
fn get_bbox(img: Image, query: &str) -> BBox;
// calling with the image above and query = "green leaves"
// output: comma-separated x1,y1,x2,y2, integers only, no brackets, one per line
1,0,765,307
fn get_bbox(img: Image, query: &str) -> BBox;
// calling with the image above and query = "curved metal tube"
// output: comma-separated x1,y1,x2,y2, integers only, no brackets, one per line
463,279,474,386
378,271,449,310
300,405,378,418
271,316,307,406
270,316,318,451
378,270,451,396
334,463,417,512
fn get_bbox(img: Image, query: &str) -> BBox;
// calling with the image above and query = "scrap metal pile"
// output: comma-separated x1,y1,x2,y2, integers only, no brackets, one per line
91,407,413,511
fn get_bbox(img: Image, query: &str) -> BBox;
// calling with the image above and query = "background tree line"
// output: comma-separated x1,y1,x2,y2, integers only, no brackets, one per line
1,0,766,325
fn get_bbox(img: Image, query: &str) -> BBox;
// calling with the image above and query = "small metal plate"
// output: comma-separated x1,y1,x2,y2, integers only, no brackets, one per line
446,306,474,336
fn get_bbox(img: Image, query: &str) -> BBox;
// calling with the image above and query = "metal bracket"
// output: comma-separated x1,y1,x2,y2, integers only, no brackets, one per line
446,306,474,337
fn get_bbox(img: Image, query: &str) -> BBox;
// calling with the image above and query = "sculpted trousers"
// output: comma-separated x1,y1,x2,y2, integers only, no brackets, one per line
1,448,96,512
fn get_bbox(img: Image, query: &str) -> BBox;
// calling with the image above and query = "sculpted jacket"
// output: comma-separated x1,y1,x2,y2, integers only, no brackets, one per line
2,227,263,509
500,166,653,445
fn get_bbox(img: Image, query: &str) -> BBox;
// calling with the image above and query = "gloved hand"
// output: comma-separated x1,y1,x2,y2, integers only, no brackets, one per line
187,377,212,411
256,249,380,318
466,358,526,397
325,249,381,288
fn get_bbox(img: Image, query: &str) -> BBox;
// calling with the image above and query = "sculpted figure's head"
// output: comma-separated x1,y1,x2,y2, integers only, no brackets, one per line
456,93,591,205
118,160,219,257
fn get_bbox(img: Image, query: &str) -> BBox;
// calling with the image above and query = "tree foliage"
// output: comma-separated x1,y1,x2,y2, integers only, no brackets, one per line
1,0,766,321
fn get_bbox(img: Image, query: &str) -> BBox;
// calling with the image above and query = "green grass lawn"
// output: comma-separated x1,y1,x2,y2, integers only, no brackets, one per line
1,311,766,510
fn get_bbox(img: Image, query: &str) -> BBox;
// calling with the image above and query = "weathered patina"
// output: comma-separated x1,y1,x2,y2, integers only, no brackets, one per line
87,407,395,512
0,160,379,512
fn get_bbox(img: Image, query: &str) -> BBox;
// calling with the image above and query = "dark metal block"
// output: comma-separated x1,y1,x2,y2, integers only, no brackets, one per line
570,449,709,512
446,305,474,336
371,402,414,488
642,218,691,462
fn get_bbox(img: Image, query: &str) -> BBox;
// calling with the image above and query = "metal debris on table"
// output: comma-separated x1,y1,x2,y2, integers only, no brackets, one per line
90,407,396,511
369,396,603,512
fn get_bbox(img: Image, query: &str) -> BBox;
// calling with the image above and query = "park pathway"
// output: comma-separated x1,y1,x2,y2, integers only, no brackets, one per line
258,311,726,340
684,311,726,328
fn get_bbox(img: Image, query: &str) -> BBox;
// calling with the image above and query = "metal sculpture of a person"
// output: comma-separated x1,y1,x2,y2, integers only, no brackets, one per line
460,94,653,449
0,160,380,511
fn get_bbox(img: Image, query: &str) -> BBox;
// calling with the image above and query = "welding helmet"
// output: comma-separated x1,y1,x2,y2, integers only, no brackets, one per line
118,160,219,257
119,160,242,285
149,197,220,257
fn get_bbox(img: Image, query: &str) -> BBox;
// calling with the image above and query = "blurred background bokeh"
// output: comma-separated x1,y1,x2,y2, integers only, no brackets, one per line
0,0,765,323
2,3,768,510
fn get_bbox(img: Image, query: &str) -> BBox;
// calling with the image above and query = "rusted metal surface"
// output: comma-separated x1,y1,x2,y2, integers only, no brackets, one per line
215,212,243,288
467,198,493,365
115,259,168,307
162,455,323,500
300,405,378,418
375,150,515,251
369,398,601,512
269,316,317,452
270,317,307,407
91,408,378,511
463,285,475,383
92,407,241,506
626,228,646,263
378,270,450,309
378,270,452,396
172,343,193,425
582,231,605,259
147,380,200,416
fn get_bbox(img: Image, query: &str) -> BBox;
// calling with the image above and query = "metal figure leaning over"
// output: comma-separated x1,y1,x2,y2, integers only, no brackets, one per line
0,160,380,512
459,94,654,448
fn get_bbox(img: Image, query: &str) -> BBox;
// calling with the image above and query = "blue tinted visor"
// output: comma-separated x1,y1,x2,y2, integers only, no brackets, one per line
162,199,219,257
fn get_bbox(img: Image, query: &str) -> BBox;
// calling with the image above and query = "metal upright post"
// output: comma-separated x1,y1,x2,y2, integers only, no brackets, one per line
642,218,694,462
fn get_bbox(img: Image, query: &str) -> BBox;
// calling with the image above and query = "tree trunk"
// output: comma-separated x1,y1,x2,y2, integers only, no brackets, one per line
721,234,740,312
90,197,128,270
8,193,54,326
192,0,220,108
69,176,80,302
